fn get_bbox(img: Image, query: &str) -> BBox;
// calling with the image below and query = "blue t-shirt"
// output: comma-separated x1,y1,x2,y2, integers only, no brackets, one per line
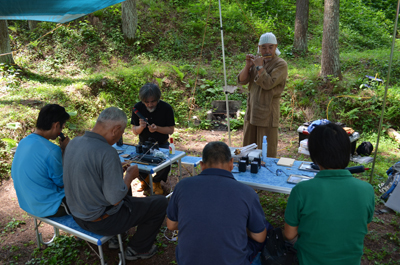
11,133,64,217
167,168,266,265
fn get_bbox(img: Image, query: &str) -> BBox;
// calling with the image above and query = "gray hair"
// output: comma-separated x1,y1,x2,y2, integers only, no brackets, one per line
139,83,161,102
97,107,127,127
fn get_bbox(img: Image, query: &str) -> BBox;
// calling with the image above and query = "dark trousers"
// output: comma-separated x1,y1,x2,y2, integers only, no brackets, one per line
46,197,70,218
246,219,273,262
243,120,279,158
74,195,168,252
139,166,170,183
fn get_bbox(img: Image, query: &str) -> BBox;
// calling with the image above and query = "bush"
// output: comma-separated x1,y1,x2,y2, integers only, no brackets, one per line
340,0,392,51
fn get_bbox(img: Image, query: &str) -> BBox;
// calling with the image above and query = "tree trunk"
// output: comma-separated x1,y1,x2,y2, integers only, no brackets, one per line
28,20,39,30
320,0,342,81
293,0,309,54
0,20,15,65
121,0,138,45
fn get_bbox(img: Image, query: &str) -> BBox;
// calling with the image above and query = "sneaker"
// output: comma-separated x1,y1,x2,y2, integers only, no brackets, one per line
125,245,158,261
108,232,129,249
108,236,120,249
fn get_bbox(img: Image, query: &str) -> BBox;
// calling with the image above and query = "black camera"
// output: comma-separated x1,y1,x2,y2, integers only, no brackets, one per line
141,141,159,154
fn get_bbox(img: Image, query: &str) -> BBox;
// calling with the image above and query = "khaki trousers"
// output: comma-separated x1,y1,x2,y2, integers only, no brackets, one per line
243,121,278,158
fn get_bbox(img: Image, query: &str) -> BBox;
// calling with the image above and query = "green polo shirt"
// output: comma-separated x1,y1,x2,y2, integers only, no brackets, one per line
285,169,375,265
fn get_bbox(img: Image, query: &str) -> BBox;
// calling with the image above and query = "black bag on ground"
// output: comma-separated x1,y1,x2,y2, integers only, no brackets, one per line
356,141,373,156
261,228,298,265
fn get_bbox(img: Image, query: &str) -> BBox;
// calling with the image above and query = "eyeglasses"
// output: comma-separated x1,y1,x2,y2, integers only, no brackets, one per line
143,99,158,105
276,169,289,177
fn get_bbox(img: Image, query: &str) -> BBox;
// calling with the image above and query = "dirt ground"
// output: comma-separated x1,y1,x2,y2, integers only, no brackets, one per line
0,128,399,264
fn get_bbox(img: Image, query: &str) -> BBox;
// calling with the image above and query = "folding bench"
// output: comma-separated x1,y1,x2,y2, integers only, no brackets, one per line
28,213,125,265
180,156,202,176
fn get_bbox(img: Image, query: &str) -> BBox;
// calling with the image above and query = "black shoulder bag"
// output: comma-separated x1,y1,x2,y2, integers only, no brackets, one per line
261,228,299,265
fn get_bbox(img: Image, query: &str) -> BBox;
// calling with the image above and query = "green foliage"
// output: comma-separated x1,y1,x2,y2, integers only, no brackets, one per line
198,119,212,130
27,236,87,264
1,138,18,151
365,0,398,21
363,246,393,262
2,218,25,233
242,0,296,46
340,0,392,51
170,65,185,81
1,2,400,264
0,63,21,88
5,122,22,130
229,118,244,130
259,192,288,228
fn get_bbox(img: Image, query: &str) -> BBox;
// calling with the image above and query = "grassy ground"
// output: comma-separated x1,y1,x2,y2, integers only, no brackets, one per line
1,0,400,263
0,127,399,264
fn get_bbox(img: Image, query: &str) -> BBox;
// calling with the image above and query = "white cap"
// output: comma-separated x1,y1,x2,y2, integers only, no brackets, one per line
258,32,281,56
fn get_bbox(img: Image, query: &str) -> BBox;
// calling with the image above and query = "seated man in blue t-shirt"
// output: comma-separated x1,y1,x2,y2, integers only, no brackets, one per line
167,141,271,265
12,104,70,218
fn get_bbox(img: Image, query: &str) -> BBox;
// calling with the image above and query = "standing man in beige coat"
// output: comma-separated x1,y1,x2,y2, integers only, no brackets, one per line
238,32,288,158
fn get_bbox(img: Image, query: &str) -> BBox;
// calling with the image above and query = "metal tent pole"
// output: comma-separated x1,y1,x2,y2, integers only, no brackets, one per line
218,0,231,146
369,0,400,184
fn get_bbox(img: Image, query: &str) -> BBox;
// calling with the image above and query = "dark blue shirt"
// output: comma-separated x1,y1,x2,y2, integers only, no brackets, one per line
167,168,266,265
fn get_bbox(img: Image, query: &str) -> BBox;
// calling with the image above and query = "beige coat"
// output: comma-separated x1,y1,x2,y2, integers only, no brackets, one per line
238,56,288,128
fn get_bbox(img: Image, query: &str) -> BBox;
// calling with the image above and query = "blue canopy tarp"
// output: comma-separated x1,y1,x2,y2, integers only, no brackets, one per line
0,0,125,23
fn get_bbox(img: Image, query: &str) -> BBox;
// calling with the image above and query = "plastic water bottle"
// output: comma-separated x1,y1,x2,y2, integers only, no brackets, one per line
262,136,267,162
169,138,175,155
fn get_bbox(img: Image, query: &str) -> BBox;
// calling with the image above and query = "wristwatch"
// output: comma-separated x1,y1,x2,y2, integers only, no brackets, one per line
256,65,263,71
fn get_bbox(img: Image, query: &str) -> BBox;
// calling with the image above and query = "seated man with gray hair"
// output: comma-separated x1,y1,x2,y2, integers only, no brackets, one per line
63,107,168,261
131,83,175,195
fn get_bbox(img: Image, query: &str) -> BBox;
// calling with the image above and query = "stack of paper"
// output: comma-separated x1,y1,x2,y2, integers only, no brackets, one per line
277,157,296,167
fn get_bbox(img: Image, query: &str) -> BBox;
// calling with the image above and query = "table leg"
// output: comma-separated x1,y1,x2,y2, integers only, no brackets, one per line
178,159,182,180
148,173,154,196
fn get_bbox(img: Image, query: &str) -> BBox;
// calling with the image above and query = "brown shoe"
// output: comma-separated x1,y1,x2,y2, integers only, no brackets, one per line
137,175,150,192
153,182,164,195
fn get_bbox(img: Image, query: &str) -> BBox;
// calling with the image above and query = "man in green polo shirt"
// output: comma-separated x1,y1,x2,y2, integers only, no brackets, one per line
284,123,375,265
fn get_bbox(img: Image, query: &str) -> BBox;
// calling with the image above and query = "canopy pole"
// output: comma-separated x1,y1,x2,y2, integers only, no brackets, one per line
218,0,231,146
369,0,400,184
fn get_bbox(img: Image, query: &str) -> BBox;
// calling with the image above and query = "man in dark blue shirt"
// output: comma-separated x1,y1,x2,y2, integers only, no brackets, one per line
167,141,270,265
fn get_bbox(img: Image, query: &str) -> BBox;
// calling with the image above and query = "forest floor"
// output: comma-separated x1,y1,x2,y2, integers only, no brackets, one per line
0,128,399,265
